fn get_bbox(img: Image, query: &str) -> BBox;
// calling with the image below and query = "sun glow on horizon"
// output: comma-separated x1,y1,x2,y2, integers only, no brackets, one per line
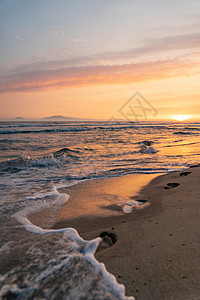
172,114,191,122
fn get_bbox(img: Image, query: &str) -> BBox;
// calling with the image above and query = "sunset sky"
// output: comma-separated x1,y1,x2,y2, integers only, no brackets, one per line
0,0,200,120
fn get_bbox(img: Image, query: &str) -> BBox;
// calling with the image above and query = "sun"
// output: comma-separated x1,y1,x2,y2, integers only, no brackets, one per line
172,114,191,122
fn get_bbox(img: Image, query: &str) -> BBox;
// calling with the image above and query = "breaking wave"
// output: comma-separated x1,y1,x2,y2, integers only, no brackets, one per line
0,148,83,172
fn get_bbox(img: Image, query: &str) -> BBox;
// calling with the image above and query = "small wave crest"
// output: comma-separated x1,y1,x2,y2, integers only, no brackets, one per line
0,155,63,172
173,131,194,135
139,145,158,154
0,148,82,172
0,127,91,135
184,126,200,131
53,147,83,157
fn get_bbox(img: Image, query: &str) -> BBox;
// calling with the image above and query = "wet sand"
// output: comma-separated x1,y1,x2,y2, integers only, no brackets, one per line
53,174,159,233
53,167,200,300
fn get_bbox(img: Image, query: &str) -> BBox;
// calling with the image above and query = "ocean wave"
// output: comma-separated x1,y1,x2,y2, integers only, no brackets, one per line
0,123,173,135
0,122,131,129
0,123,60,128
184,126,200,131
0,150,81,172
0,127,92,134
0,126,133,134
165,142,200,147
173,131,194,135
1,121,200,132
97,167,166,177
53,147,83,157
0,123,103,129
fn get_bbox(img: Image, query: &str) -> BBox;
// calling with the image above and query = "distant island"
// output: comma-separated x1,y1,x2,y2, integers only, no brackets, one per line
13,117,26,120
42,115,82,121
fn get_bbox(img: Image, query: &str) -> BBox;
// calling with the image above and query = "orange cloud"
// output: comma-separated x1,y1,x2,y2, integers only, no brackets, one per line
0,57,199,93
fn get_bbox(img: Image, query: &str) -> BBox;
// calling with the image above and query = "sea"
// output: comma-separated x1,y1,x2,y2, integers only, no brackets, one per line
0,120,200,299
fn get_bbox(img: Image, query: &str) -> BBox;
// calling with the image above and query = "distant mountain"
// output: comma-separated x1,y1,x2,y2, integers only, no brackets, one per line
42,115,90,121
13,117,26,120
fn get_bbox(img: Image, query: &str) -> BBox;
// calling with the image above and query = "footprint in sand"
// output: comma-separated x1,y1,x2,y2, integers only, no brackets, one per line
164,183,180,189
180,171,191,176
97,231,117,251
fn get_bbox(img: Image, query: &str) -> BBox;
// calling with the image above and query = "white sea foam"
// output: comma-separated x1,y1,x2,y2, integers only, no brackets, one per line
123,200,150,213
26,185,70,202
13,211,134,299
10,185,70,231
53,181,79,189
139,145,158,154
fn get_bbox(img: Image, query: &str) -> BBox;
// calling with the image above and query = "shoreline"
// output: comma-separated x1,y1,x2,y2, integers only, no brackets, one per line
52,173,160,234
53,166,200,299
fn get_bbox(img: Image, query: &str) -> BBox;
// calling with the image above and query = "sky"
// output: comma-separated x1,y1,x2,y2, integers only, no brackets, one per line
0,0,200,121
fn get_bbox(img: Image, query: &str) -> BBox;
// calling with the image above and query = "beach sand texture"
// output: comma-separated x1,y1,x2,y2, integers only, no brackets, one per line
54,166,200,300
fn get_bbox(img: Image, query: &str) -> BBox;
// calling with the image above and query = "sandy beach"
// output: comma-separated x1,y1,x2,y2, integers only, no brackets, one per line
53,166,200,300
